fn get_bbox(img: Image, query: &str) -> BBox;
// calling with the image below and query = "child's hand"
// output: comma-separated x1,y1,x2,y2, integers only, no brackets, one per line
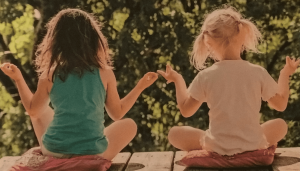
0,63,22,81
157,64,182,84
281,56,300,76
137,72,158,90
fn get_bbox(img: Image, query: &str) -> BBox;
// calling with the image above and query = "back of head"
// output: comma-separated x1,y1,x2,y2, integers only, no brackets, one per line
35,8,112,81
191,6,262,70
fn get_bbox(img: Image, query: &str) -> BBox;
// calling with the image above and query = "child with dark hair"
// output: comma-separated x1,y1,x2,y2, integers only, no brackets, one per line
1,8,158,160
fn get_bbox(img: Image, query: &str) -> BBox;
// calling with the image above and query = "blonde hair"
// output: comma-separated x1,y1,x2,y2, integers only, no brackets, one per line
191,6,262,70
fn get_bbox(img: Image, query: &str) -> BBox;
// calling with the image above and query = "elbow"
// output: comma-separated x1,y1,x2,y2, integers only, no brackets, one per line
271,103,287,112
106,107,123,121
179,107,192,118
27,104,44,118
110,113,123,121
26,106,36,118
26,109,39,118
268,95,288,112
27,103,34,116
276,104,287,112
27,105,39,118
181,113,191,118
111,116,122,121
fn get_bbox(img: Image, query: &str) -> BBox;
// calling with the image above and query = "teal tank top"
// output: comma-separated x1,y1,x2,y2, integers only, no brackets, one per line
42,68,108,155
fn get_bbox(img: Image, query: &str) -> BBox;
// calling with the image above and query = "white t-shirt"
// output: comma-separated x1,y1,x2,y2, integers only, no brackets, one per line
188,60,278,155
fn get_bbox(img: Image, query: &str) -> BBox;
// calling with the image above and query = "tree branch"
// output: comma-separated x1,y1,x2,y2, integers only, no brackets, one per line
266,39,292,73
0,34,36,102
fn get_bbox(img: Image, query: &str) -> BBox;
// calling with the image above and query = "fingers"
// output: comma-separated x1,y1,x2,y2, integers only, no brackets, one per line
144,72,158,82
157,70,167,78
157,64,176,84
157,64,173,76
286,56,291,66
0,63,10,69
166,64,170,73
287,56,300,67
295,59,300,66
0,63,16,70
166,64,173,73
10,64,18,71
157,70,172,84
0,63,12,72
0,63,21,81
291,57,300,67
147,72,158,79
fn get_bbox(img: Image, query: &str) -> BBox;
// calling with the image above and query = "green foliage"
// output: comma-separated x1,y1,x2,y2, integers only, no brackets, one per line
284,121,300,147
0,0,300,158
98,0,300,152
4,5,35,64
0,100,36,157
0,0,27,23
0,2,37,158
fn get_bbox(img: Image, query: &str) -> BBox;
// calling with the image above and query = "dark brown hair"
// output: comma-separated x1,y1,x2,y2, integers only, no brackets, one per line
35,8,112,81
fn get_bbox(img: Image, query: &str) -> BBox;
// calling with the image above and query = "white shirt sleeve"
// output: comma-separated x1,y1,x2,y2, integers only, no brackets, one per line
261,68,279,101
187,72,206,102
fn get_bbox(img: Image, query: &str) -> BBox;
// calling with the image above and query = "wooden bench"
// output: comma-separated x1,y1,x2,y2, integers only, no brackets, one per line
0,148,299,171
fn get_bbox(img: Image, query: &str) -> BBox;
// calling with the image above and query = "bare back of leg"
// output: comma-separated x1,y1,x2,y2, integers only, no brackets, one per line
168,126,205,151
29,108,137,160
99,118,137,160
261,118,288,146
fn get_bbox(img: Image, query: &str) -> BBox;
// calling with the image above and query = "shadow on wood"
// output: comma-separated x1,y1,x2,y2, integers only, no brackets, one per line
272,153,300,171
273,153,300,166
108,152,132,171
126,163,145,171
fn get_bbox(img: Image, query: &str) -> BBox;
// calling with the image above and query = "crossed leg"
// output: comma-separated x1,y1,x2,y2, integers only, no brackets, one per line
168,118,288,152
168,126,205,151
99,118,137,160
261,118,288,146
29,107,137,160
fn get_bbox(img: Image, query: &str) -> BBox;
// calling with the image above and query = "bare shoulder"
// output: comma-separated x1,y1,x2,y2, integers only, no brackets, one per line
39,68,54,94
99,66,116,90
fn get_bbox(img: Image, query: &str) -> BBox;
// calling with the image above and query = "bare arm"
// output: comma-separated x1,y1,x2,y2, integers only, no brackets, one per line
158,64,203,117
268,56,300,111
267,72,289,111
105,69,158,121
0,63,50,117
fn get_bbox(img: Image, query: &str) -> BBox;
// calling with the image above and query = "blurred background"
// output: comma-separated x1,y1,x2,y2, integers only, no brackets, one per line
0,0,299,158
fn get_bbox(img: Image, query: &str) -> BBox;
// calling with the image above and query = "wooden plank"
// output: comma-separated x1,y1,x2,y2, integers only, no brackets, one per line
272,147,300,171
0,156,21,171
108,152,132,171
125,151,174,171
173,151,219,171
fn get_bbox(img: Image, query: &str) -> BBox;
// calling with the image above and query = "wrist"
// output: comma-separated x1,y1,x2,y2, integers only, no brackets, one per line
280,69,291,77
135,82,145,92
13,77,23,83
173,74,183,84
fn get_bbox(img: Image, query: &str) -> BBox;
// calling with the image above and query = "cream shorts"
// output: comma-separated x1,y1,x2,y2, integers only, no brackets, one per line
41,143,103,159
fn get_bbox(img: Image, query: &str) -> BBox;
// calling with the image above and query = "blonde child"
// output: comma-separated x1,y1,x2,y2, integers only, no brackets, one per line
158,7,299,155
0,9,158,160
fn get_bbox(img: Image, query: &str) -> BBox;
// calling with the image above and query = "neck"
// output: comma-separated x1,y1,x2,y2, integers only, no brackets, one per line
219,44,242,61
